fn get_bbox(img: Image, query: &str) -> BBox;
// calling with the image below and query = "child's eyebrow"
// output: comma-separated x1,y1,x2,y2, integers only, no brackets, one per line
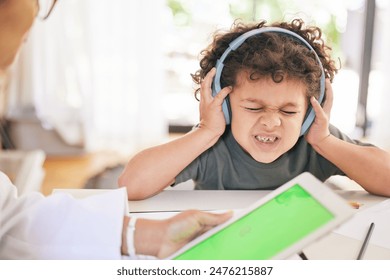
240,98,265,104
280,102,301,108
240,98,301,108
240,98,260,102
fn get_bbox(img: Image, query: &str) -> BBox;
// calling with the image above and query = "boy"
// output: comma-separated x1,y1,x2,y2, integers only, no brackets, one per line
119,19,390,200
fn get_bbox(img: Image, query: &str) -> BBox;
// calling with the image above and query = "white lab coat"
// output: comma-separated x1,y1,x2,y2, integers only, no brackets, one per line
0,171,127,259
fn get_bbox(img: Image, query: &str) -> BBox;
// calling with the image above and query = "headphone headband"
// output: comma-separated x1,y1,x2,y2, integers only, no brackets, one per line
212,26,325,136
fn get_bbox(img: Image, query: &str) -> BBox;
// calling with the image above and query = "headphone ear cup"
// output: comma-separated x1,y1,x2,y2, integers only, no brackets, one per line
221,97,231,124
300,106,315,136
301,75,326,136
212,68,231,124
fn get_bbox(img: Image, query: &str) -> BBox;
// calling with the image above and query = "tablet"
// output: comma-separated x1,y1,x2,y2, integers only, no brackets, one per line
167,172,354,260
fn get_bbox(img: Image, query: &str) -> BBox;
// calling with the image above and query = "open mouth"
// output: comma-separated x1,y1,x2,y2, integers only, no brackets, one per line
255,135,278,143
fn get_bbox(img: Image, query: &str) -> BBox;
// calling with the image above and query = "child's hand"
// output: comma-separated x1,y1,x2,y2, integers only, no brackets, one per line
305,79,333,145
198,68,232,137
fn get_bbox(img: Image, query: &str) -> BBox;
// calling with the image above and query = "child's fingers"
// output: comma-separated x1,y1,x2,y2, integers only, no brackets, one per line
213,86,232,105
310,96,327,122
200,68,216,102
322,79,333,115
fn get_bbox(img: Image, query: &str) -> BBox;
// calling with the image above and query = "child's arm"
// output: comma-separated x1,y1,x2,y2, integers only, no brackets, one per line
119,68,232,200
311,134,390,196
306,80,390,196
119,128,220,200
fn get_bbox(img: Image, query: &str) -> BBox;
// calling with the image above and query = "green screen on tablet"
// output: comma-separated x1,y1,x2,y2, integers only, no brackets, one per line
174,184,334,260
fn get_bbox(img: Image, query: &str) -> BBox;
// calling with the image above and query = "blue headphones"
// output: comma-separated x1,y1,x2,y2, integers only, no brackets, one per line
212,26,325,136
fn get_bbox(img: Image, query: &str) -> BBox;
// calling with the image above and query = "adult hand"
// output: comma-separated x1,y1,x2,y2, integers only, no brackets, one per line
125,210,233,258
305,79,333,146
157,210,233,258
198,67,232,138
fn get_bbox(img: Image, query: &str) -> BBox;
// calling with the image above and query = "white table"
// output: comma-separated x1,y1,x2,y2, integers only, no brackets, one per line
128,189,390,260
54,187,390,259
128,190,270,213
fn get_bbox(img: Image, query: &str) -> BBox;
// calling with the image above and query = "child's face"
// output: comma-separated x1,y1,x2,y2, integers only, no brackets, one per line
229,72,307,163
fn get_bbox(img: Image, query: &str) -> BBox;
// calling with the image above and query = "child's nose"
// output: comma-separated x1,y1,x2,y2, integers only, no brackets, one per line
258,112,281,129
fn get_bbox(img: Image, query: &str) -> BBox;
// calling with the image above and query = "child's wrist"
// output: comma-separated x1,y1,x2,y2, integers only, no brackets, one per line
309,133,332,153
193,124,224,147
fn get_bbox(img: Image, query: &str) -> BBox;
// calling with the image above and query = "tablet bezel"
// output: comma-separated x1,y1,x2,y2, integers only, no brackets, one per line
167,172,354,260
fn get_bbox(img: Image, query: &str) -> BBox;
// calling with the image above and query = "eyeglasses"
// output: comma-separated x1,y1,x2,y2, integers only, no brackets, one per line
37,0,58,20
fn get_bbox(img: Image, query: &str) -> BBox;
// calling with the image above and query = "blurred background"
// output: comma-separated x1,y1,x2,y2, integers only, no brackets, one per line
1,0,389,195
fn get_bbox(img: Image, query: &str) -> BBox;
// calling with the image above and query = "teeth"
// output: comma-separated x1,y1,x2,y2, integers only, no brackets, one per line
256,136,277,143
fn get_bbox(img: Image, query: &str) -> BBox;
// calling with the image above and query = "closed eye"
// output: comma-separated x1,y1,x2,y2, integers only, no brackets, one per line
244,107,263,112
280,110,298,115
245,108,297,114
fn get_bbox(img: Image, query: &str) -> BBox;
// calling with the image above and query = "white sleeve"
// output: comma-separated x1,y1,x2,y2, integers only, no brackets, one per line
0,172,127,259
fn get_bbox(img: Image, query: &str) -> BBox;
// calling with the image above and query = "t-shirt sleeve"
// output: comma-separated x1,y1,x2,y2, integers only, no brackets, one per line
315,124,374,178
329,124,374,147
172,156,200,187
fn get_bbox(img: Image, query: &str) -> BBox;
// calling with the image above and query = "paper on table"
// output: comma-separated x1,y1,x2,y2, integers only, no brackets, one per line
334,199,390,249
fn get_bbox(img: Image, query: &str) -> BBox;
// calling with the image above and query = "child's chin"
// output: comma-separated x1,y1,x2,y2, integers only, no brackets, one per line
252,154,280,164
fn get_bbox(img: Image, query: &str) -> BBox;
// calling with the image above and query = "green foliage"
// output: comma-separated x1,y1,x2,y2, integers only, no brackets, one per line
166,0,345,57
166,0,192,26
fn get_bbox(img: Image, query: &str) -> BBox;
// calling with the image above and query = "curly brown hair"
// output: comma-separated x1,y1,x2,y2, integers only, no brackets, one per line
191,18,338,100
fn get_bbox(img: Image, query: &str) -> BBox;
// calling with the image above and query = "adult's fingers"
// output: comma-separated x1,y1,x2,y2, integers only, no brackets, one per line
196,210,233,227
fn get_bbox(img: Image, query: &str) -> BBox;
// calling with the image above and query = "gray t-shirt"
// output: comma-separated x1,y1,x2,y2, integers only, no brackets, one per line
173,124,372,190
